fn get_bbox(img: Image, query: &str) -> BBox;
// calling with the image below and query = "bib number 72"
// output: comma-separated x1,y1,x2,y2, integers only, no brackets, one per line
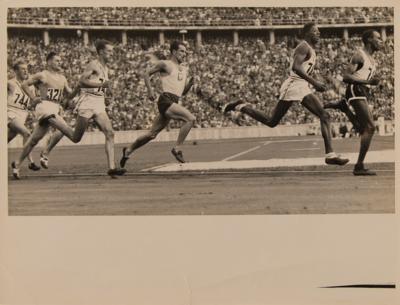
98,78,107,93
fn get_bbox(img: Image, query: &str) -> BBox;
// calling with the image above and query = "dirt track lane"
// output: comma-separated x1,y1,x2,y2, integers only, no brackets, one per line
9,171,394,215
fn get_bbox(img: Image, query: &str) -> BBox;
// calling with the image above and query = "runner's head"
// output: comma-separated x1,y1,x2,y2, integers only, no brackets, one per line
95,39,114,63
362,29,382,52
170,41,187,64
46,52,62,72
303,22,320,45
13,59,29,80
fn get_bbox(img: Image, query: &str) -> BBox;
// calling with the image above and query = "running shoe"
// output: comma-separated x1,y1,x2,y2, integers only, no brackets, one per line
40,152,49,169
28,162,41,171
171,148,185,163
107,167,127,177
11,161,20,180
325,153,349,166
353,164,377,176
223,100,244,114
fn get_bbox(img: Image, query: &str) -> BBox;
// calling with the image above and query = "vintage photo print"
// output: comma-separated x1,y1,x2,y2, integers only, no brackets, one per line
1,1,398,305
6,5,395,216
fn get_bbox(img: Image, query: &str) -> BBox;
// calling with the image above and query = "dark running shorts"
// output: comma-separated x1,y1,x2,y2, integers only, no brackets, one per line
157,92,180,115
345,84,371,103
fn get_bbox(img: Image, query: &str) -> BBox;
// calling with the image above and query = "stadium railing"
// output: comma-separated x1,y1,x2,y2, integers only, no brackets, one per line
7,16,394,27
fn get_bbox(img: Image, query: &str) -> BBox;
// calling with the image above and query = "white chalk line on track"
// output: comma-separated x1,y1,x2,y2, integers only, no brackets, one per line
143,163,175,172
261,139,320,145
222,144,264,161
142,149,394,172
223,139,321,161
292,148,320,151
141,137,394,172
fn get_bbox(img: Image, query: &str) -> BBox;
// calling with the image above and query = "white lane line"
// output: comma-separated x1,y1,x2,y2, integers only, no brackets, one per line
261,139,319,145
142,163,174,172
292,148,320,151
147,150,395,172
222,145,262,161
222,141,271,161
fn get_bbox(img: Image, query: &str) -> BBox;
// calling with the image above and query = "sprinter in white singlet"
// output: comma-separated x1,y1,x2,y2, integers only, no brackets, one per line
11,52,80,179
120,41,195,167
223,23,349,166
7,59,40,171
39,40,126,177
324,30,383,175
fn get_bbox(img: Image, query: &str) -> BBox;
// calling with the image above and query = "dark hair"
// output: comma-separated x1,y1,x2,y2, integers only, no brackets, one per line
303,22,316,37
362,29,376,45
154,51,167,60
170,40,185,53
95,39,112,54
46,51,57,62
13,59,27,71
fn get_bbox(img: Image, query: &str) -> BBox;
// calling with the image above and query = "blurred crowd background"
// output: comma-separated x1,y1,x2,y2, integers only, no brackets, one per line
7,7,394,132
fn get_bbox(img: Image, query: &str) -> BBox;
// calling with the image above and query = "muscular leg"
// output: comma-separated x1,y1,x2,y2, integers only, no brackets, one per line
94,113,117,170
14,123,49,168
42,130,64,156
46,115,75,140
239,100,294,127
125,114,170,156
165,103,195,151
47,115,90,144
340,107,361,133
8,119,37,165
324,98,362,132
8,127,17,143
39,116,89,169
350,99,375,167
301,94,333,154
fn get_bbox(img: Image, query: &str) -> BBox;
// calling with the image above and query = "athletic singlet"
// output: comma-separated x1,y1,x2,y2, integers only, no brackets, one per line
80,59,109,97
7,78,32,110
289,41,316,80
160,60,188,97
38,70,66,103
352,48,376,82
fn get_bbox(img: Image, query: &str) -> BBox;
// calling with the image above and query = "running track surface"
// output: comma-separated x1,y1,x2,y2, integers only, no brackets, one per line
8,135,394,215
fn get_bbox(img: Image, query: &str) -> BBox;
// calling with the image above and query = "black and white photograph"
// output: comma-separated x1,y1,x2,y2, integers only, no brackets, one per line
1,2,397,305
6,5,395,215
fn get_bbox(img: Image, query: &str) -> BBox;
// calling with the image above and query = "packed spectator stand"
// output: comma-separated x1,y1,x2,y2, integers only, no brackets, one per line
8,7,393,27
7,7,394,131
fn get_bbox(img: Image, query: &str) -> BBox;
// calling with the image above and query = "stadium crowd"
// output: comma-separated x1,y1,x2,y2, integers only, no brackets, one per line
7,32,394,131
8,7,394,26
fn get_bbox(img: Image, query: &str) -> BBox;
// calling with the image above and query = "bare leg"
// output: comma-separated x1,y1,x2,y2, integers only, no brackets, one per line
8,119,37,165
301,94,333,154
46,114,88,144
93,113,117,170
46,115,75,140
350,99,375,166
125,115,170,155
42,130,64,156
7,128,17,143
239,100,294,128
14,124,49,168
164,103,196,151
324,99,362,132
